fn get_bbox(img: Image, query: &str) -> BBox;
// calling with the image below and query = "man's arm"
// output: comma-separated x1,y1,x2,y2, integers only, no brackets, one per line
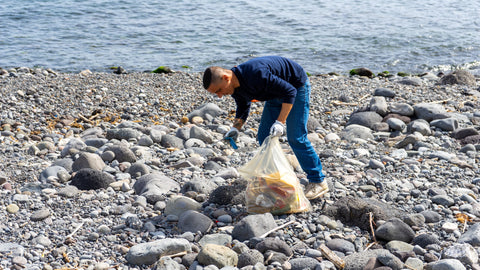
277,103,293,124
233,118,245,130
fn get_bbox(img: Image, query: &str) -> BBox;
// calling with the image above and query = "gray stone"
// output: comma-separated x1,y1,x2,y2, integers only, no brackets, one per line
175,126,190,141
57,185,79,198
106,128,142,141
459,223,480,246
215,168,239,180
395,133,424,148
72,152,105,172
389,103,414,116
61,138,87,157
420,210,442,223
0,243,24,257
187,103,225,121
84,138,108,148
164,196,202,217
375,218,415,242
232,213,277,241
39,166,68,183
386,240,414,253
430,118,458,131
403,213,425,227
190,125,214,143
344,249,391,270
33,235,52,247
70,168,115,190
326,238,355,254
407,119,431,136
347,111,383,129
237,249,263,268
152,256,182,270
197,244,238,268
413,233,440,248
341,124,374,141
397,76,423,86
307,117,321,133
431,195,455,207
413,103,447,122
373,88,396,98
198,234,232,247
369,159,385,170
405,257,423,270
30,209,51,221
160,134,184,149
127,162,150,178
453,127,479,140
133,173,181,204
184,138,206,148
377,251,404,270
289,257,320,270
459,144,476,153
178,210,213,234
256,237,293,257
53,158,74,172
386,118,406,131
138,135,154,146
441,243,478,266
181,177,218,195
430,259,466,270
428,151,454,161
150,128,164,143
100,150,115,162
369,96,388,116
125,238,191,265
439,70,476,86
107,144,137,163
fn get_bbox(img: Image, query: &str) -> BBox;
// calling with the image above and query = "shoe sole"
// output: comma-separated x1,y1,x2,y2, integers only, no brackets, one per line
306,188,329,200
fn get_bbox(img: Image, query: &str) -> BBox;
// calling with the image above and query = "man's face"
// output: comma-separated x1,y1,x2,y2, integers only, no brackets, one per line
207,75,234,98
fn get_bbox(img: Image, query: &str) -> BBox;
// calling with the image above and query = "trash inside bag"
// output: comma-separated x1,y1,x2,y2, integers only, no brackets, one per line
239,136,312,215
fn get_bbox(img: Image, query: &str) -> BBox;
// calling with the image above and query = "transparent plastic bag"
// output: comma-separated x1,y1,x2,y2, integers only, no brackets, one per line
239,136,312,215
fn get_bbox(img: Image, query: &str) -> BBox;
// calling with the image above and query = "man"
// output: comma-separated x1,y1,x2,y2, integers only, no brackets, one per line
202,56,328,200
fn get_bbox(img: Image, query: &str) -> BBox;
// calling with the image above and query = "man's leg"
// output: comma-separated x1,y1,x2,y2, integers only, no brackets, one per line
258,99,282,145
286,80,327,199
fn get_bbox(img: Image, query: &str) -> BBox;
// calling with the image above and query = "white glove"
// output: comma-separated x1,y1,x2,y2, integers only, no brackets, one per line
270,120,286,137
224,127,239,140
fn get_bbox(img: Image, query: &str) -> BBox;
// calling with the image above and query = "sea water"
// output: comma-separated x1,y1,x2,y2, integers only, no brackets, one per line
1,0,479,74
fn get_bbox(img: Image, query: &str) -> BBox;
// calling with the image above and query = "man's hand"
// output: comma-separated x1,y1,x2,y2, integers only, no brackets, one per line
224,127,239,141
270,120,286,137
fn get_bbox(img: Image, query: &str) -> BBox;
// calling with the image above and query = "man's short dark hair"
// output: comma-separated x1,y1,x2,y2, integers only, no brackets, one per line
203,67,212,89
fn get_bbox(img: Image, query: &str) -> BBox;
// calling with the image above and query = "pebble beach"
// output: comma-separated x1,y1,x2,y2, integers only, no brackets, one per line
1,67,480,270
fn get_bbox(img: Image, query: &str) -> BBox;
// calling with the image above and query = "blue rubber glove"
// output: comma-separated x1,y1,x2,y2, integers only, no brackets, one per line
270,120,286,137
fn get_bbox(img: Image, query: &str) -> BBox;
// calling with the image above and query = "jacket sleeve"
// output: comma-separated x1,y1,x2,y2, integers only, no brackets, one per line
233,94,252,121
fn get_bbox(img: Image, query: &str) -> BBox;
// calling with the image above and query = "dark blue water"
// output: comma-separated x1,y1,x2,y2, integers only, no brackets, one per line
1,0,480,74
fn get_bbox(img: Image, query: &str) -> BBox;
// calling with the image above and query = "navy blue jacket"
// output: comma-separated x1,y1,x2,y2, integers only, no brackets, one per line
231,56,307,121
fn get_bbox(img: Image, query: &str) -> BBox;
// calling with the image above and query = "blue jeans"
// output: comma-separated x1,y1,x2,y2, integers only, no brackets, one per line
257,79,325,183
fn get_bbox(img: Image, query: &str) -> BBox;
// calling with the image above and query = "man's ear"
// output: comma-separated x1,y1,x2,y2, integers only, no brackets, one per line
222,74,230,82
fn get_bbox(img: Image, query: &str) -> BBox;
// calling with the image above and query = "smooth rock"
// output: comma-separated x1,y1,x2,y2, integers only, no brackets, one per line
441,243,478,266
164,196,202,217
125,238,191,265
178,210,213,234
375,218,415,242
197,244,238,268
232,213,277,241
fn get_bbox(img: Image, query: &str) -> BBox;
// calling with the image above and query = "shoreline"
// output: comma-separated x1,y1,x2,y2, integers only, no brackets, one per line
2,63,480,78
